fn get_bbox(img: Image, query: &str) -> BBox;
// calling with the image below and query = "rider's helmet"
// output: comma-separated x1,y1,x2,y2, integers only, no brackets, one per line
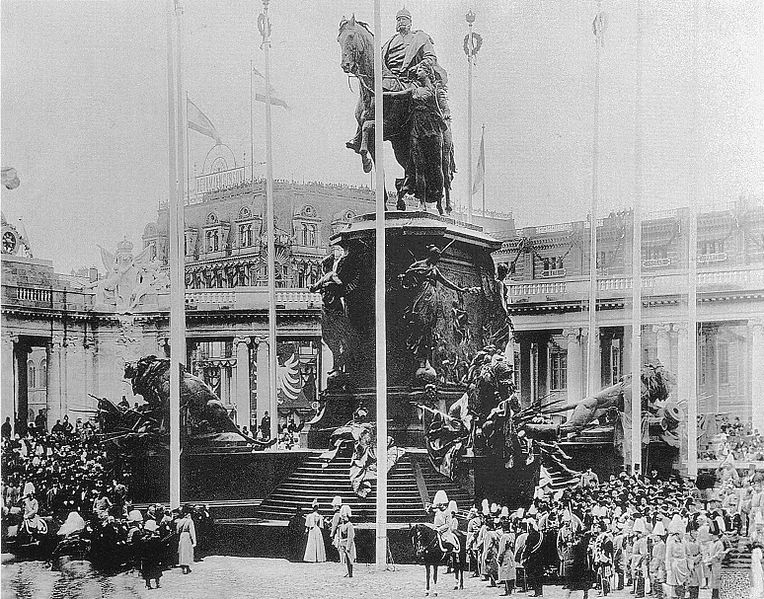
447,500,458,515
433,489,448,508
340,504,352,519
331,495,343,509
396,7,412,21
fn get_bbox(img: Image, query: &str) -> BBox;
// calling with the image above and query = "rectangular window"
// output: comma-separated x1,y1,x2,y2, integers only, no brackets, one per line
550,351,567,391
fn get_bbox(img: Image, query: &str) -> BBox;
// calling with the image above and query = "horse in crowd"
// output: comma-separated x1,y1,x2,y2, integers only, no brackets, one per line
410,523,467,595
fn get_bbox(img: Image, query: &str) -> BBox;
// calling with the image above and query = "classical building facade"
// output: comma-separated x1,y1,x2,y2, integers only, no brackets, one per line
494,199,764,463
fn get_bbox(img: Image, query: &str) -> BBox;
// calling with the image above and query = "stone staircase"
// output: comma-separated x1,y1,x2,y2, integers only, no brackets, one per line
253,451,472,524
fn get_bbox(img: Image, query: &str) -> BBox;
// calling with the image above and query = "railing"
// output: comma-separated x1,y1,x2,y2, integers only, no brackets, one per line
697,252,728,264
17,287,52,303
3,285,94,309
185,287,321,310
642,258,671,268
539,268,566,278
535,223,572,234
507,266,764,301
508,281,567,296
196,167,246,194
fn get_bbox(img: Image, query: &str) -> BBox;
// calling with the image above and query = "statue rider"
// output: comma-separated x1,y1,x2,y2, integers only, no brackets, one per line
432,489,459,554
345,7,448,161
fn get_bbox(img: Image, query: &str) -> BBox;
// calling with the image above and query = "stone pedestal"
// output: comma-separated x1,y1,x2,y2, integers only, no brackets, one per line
309,211,504,446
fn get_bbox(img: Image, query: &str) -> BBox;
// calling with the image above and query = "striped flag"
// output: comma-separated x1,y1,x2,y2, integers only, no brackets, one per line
252,66,290,110
471,129,485,195
187,98,222,144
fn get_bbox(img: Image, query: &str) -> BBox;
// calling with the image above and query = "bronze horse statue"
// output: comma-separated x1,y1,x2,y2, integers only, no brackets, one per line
410,523,467,594
337,15,455,215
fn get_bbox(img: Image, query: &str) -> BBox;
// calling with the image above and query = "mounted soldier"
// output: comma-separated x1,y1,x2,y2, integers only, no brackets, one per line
431,489,460,555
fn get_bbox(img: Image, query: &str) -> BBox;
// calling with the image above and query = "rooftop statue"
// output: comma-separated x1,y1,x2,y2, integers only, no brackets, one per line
88,238,168,312
338,10,455,215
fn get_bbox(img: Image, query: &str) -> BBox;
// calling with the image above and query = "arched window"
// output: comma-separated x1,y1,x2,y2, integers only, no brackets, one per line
308,225,317,247
206,212,218,225
301,224,309,246
27,360,36,388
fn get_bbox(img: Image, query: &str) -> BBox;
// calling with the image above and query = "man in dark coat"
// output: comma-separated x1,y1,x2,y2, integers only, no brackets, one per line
286,506,306,562
520,520,545,597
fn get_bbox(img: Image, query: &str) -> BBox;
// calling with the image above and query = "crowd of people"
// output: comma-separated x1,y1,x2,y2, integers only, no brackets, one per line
0,420,214,586
699,417,764,463
426,468,753,599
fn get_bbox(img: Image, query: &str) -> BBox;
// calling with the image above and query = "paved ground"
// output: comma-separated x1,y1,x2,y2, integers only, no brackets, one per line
0,554,735,599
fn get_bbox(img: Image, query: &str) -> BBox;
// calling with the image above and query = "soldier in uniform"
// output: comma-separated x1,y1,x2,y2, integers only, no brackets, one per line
432,489,459,555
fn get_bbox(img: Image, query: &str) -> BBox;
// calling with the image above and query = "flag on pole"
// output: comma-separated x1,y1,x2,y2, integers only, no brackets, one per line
592,11,607,47
187,98,222,143
252,66,290,110
472,129,485,195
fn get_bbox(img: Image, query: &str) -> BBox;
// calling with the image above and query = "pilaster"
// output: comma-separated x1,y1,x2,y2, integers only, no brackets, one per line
751,319,764,435
1,333,17,429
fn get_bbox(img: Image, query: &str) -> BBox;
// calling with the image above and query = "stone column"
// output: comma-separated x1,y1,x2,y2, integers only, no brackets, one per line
255,337,271,435
2,333,17,430
587,329,602,395
47,336,65,423
64,337,86,417
84,336,97,403
234,336,251,430
563,328,583,401
751,319,764,435
654,324,672,368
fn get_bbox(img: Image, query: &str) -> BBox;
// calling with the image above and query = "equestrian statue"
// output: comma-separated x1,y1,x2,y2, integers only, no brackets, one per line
338,8,456,215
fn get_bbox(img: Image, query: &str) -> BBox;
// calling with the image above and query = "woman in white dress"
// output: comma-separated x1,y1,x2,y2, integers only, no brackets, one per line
751,541,764,599
303,499,326,563
177,505,197,574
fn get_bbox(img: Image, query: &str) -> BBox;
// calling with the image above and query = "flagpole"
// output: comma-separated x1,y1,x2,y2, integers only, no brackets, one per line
630,0,643,475
250,60,255,184
587,2,602,398
481,123,486,217
167,0,186,511
373,0,388,571
260,0,278,443
466,10,475,224
186,91,192,202
687,0,701,479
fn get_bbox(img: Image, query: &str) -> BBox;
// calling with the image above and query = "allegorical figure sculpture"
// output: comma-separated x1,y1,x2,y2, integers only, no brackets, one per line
399,244,480,379
384,62,448,207
97,356,276,449
88,238,169,312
